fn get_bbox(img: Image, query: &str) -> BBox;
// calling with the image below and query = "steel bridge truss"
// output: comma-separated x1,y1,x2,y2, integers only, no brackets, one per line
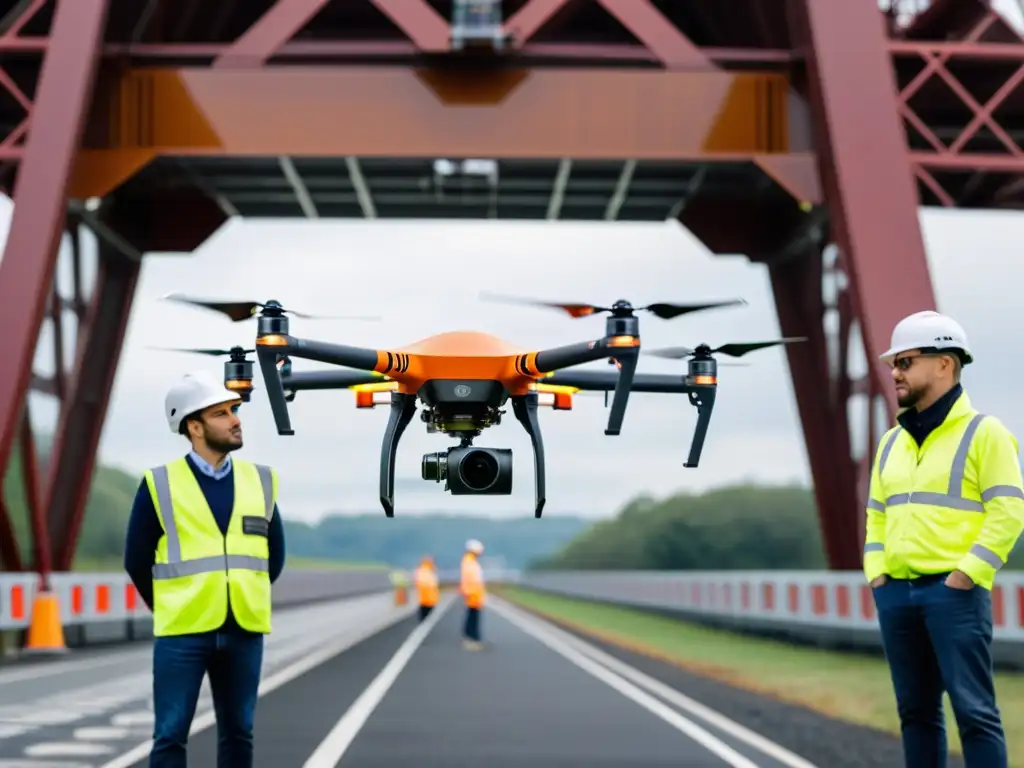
0,0,1021,577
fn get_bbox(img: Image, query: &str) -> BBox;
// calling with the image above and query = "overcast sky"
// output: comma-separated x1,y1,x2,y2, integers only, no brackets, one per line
1,2,1021,525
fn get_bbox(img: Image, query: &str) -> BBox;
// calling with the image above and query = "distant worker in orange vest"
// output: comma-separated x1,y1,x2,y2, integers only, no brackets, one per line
413,556,439,622
460,539,486,650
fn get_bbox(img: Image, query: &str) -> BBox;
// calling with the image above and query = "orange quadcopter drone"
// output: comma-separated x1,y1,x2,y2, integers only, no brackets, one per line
159,292,805,518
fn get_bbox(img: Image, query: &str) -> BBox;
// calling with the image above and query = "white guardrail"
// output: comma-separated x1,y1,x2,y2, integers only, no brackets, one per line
3,569,1022,666
515,570,1024,668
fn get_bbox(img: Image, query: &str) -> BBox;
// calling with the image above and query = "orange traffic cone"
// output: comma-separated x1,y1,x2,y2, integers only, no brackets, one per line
23,589,66,654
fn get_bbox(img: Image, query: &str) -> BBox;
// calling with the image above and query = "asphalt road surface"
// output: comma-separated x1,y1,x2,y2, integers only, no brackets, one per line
0,592,940,768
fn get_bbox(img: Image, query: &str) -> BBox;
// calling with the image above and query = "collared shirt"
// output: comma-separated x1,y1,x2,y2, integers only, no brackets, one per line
896,382,962,447
188,450,233,480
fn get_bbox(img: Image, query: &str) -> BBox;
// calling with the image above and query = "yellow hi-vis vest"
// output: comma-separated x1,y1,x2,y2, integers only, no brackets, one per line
145,457,278,637
863,390,1024,590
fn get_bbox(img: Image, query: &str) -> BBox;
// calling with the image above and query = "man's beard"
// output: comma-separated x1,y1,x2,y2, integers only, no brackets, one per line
897,385,922,409
205,429,242,454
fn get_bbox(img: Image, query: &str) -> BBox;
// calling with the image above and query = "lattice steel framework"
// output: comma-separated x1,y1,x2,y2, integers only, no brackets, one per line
0,0,1020,576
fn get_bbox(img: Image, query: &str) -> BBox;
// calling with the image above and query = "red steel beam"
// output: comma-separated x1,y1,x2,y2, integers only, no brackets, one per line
76,67,795,161
0,0,111,516
0,0,112,573
213,0,332,68
595,0,710,69
782,0,938,570
44,223,142,572
0,499,22,570
504,0,580,45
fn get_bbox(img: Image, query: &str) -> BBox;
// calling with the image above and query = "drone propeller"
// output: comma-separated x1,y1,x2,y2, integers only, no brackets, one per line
148,345,255,357
480,292,747,319
646,337,808,360
161,293,381,323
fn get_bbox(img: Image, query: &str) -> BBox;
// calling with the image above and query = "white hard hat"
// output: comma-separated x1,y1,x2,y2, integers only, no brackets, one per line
165,369,242,434
465,538,484,554
879,310,973,367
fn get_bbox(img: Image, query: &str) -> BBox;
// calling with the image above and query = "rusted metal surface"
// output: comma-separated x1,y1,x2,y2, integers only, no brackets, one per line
1,0,1022,573
77,67,793,160
890,4,1024,206
0,0,111,572
776,0,940,570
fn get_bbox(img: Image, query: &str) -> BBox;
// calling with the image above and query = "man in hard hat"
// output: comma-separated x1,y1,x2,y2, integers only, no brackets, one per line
865,310,1023,767
460,539,486,650
413,555,440,622
123,369,286,767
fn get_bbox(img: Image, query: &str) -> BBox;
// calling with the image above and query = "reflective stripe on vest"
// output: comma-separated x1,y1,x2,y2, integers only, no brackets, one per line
149,462,275,580
147,458,276,636
864,413,1024,570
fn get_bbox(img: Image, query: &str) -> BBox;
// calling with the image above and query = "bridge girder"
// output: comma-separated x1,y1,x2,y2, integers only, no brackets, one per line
0,0,1020,574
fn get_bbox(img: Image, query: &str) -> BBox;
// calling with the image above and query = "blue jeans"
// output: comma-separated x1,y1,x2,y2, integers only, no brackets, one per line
463,607,481,641
150,630,264,768
873,573,1006,767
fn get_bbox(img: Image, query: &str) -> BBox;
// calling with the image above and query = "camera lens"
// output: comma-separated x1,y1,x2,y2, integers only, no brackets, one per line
458,449,499,491
421,452,446,482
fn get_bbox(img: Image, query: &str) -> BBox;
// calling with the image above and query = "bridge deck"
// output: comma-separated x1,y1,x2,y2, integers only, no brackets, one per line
0,592,944,768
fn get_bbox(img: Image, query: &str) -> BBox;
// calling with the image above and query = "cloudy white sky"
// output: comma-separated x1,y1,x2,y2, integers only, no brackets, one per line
2,1,1022,525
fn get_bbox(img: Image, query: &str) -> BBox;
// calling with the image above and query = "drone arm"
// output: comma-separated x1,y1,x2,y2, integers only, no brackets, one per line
542,371,694,393
379,393,418,517
261,336,385,373
279,370,389,391
511,393,546,518
531,336,640,436
532,337,635,373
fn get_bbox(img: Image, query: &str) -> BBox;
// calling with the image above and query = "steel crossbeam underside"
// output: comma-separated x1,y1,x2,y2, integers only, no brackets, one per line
0,0,1020,576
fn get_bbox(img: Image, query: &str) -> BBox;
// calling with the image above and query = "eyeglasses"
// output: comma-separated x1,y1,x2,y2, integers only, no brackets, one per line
892,353,943,371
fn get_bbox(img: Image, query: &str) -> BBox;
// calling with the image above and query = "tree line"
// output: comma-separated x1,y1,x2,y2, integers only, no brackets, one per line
531,483,1024,571
3,440,1022,572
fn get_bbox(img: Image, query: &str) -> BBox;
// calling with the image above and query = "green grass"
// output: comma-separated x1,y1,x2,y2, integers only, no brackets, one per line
496,586,1024,764
69,556,390,572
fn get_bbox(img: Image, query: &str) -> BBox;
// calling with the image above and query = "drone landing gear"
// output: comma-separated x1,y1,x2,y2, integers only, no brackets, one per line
380,392,417,517
684,386,717,468
511,393,546,518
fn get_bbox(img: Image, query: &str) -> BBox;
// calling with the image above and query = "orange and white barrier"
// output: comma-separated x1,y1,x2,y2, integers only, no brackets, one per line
0,572,150,631
518,570,1024,666
0,568,395,654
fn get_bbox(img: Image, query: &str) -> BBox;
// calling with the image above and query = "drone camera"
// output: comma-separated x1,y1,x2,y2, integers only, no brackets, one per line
421,445,513,495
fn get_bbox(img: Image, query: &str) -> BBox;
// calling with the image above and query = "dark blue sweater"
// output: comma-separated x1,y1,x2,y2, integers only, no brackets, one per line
123,454,286,634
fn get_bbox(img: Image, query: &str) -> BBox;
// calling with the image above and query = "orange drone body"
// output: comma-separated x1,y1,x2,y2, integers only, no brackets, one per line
366,330,580,396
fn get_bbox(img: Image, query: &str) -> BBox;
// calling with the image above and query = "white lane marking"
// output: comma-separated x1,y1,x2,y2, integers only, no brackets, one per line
0,592,394,686
110,713,153,728
97,602,418,768
492,600,762,768
301,596,451,768
494,599,821,768
73,726,132,741
0,654,142,685
25,742,114,756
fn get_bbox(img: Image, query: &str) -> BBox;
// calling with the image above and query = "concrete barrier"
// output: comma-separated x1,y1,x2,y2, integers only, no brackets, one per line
515,569,1024,669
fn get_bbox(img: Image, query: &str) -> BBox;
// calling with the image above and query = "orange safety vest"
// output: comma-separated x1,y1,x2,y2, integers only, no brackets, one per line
414,564,439,607
460,553,486,609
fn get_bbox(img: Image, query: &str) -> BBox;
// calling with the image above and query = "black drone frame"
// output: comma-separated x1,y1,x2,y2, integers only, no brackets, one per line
160,293,803,518
247,303,707,518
